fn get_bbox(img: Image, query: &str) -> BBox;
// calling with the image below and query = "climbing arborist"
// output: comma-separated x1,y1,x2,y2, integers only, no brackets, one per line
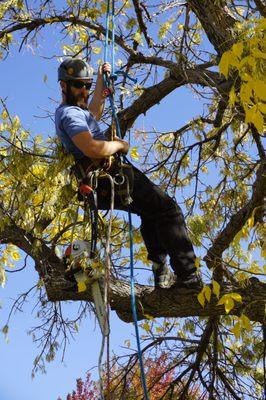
55,58,202,290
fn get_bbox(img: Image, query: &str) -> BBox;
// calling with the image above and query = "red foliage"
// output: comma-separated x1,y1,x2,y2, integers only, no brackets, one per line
58,373,98,400
59,354,203,400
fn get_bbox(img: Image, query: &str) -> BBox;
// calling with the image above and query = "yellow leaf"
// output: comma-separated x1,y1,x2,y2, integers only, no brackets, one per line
232,42,243,58
241,314,252,331
253,111,264,132
231,322,241,339
197,289,205,308
2,325,8,335
32,193,44,206
143,313,154,320
204,286,212,302
142,322,150,332
212,280,220,299
258,102,266,114
1,110,8,120
240,82,252,102
219,51,230,78
251,49,266,60
217,294,228,306
234,230,243,244
11,251,20,261
247,215,254,229
224,298,234,313
126,18,137,29
256,19,266,31
130,146,140,161
133,31,143,44
158,21,172,39
77,281,87,292
253,80,266,101
228,53,240,69
229,88,237,106
92,47,102,55
195,257,201,268
230,293,242,303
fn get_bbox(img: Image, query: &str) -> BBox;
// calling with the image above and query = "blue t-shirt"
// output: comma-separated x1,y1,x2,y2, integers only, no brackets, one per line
55,104,106,159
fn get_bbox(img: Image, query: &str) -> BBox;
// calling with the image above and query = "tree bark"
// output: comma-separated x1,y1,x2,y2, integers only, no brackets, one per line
188,0,236,54
45,272,266,324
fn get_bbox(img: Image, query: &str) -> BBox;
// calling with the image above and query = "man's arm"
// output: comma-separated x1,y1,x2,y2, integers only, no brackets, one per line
72,131,129,159
89,63,111,121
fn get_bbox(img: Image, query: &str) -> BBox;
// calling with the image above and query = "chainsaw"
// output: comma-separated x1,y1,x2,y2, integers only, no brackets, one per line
64,240,109,336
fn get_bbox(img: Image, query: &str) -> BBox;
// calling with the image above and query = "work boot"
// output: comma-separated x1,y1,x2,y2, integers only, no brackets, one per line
152,262,174,289
174,272,203,291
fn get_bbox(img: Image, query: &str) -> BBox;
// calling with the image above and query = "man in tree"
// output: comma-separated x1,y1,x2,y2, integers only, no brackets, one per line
55,58,202,290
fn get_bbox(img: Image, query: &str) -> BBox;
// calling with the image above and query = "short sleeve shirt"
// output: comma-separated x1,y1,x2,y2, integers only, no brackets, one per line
55,104,106,160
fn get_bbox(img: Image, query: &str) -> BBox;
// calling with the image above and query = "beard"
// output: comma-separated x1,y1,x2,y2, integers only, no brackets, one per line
65,83,89,110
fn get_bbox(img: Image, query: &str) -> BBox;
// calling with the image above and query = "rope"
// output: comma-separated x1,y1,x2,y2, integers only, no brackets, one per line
104,174,115,399
128,210,150,400
103,2,150,398
97,173,115,400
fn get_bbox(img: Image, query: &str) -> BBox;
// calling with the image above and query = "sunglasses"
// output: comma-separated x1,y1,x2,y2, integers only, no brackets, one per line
69,80,92,90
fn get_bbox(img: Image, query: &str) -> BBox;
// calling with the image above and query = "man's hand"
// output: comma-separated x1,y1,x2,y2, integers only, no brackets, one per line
114,136,130,154
89,62,112,120
98,62,112,78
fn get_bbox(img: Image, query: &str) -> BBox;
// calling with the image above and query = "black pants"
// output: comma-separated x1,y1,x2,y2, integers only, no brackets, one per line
92,165,196,279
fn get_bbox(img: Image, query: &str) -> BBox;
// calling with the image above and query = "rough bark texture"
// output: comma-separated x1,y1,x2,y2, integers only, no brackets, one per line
188,0,237,54
45,273,266,324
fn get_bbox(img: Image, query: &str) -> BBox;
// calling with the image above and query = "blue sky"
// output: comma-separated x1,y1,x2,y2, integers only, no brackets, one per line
0,26,204,400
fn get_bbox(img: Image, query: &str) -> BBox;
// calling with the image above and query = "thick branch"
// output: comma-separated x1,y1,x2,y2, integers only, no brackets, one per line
45,273,266,324
117,67,223,136
188,0,236,54
2,220,264,324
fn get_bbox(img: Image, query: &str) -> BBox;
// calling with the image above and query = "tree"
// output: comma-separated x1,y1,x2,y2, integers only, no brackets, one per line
59,354,202,399
0,1,265,399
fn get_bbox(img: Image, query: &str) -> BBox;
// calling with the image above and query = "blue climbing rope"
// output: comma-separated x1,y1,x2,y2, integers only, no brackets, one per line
103,2,150,399
128,210,150,400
